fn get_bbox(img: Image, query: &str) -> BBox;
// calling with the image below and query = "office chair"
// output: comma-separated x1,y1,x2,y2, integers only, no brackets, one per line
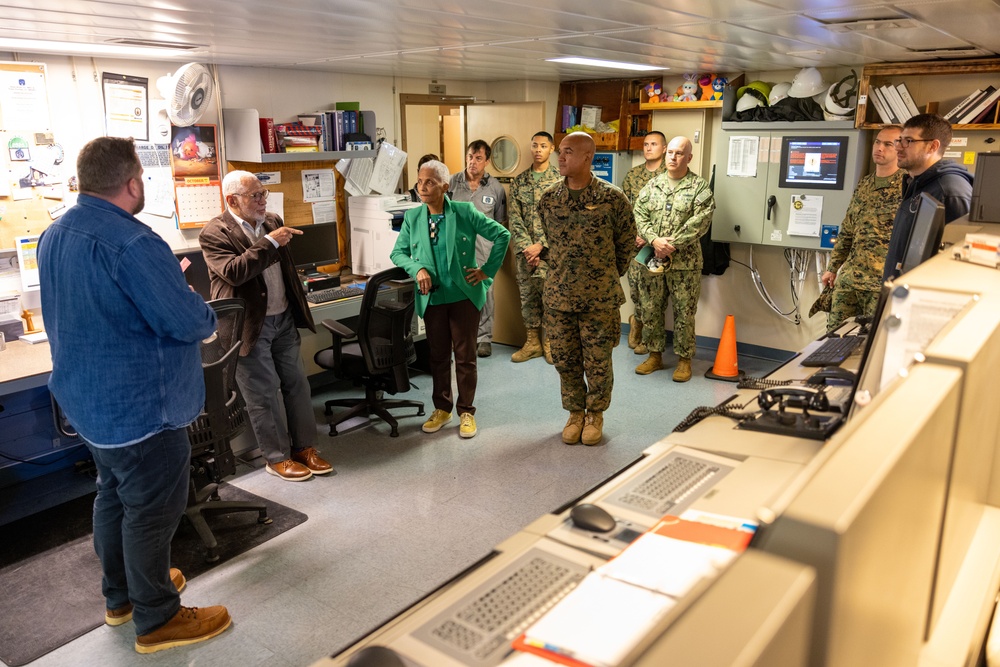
314,267,425,437
185,298,271,562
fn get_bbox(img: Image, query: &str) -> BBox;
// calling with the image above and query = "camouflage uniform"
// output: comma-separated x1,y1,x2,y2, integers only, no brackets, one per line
633,171,715,359
621,162,668,321
539,177,636,412
509,163,562,328
827,170,904,331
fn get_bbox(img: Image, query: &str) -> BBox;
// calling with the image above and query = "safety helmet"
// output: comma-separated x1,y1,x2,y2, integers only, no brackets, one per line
788,67,827,98
824,70,858,116
769,82,792,105
737,80,772,106
736,93,765,112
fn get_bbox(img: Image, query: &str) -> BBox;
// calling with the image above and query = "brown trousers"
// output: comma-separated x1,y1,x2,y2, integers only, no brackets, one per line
423,299,480,415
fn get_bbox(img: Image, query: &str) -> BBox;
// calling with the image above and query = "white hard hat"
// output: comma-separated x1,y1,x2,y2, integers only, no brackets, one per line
736,93,764,112
824,70,858,116
788,67,827,98
769,82,792,105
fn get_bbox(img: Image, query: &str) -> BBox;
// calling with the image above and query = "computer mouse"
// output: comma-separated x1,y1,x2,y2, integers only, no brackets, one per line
570,503,616,533
348,645,406,667
806,366,857,385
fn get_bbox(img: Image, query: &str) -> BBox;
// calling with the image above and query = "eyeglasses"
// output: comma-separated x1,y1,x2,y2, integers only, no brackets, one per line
236,189,269,202
893,137,933,148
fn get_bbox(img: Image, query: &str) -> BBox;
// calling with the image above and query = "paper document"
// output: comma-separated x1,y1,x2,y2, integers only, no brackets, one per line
311,200,337,225
368,143,408,195
787,194,823,237
265,191,285,220
727,136,759,177
301,169,335,202
597,532,733,597
344,157,375,196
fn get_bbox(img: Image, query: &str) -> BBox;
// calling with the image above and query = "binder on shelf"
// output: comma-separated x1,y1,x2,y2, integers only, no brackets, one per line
895,83,921,118
868,90,892,124
957,86,999,124
881,84,910,122
258,117,278,154
872,87,898,123
944,88,984,121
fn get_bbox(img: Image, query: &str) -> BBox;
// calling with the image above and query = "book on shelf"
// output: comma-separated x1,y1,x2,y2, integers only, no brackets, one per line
881,84,911,122
970,99,1000,124
561,105,578,131
895,83,921,118
871,87,898,123
868,89,893,124
943,88,984,121
258,117,278,153
957,86,999,124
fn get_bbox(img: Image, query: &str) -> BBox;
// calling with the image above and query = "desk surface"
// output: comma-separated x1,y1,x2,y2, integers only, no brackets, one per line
0,339,52,394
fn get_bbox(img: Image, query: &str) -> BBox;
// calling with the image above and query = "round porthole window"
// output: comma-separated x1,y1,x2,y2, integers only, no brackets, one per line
490,136,519,174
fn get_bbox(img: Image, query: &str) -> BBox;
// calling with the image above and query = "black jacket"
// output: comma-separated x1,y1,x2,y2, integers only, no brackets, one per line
882,159,973,280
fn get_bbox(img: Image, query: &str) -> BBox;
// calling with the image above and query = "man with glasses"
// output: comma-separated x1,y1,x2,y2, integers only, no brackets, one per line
200,171,333,482
883,113,973,281
632,136,715,382
449,139,508,357
820,126,904,331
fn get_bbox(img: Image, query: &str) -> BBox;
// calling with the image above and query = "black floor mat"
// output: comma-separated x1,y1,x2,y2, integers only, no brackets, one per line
0,484,307,666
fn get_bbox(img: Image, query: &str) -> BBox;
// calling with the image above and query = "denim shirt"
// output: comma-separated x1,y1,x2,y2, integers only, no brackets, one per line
39,194,217,447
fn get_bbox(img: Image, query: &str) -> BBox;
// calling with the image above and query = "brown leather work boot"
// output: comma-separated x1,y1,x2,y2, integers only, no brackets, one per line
634,342,648,355
635,352,664,375
562,411,585,445
628,315,643,349
581,411,604,446
512,329,543,363
673,357,693,383
134,605,231,654
106,569,186,626
543,337,553,365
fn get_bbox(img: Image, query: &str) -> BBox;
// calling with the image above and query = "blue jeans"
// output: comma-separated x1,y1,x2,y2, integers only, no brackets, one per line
88,428,190,635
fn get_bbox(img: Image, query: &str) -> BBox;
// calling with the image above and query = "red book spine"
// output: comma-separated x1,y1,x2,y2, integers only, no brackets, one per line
259,118,277,154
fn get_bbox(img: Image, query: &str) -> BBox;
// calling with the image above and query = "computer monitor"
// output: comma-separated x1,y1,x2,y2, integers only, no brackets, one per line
291,223,340,272
173,247,213,301
899,192,946,275
778,136,849,190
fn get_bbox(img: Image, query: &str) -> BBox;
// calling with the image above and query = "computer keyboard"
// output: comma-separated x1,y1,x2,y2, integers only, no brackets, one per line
800,336,864,367
305,285,364,304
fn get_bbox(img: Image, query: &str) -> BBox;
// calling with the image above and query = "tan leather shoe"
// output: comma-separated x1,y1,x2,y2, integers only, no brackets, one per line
582,411,604,446
635,352,663,375
106,568,187,626
562,411,585,445
543,338,553,365
291,447,333,475
673,357,693,383
266,459,313,482
628,315,642,349
634,343,648,355
134,605,231,654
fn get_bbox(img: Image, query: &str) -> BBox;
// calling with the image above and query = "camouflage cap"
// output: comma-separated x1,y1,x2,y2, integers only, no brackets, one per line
809,284,834,317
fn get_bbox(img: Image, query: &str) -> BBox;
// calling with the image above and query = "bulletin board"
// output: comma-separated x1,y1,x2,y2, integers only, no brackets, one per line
0,61,59,250
227,159,348,274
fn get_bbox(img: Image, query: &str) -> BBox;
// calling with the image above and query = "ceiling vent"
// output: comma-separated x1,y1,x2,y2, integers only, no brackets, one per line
105,38,203,50
825,18,920,33
910,47,993,58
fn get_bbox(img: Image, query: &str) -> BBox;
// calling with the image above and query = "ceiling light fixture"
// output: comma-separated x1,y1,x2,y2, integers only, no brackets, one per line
0,37,197,58
546,57,666,71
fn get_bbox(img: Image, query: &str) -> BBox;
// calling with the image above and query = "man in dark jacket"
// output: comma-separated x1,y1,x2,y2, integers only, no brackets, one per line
883,114,973,280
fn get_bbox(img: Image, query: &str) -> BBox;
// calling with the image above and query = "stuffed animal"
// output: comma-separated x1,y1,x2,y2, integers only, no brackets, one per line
711,76,728,101
674,74,700,102
699,73,714,102
644,81,663,103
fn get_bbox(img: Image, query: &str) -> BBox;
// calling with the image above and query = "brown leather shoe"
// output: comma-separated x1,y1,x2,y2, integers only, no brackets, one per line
106,568,187,626
635,352,664,375
582,411,604,446
266,459,313,481
562,411,585,445
673,357,693,383
135,605,231,654
291,447,333,475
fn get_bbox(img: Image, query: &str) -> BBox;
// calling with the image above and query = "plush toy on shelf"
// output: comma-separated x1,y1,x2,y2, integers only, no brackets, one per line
644,81,663,103
674,73,701,102
711,75,728,101
699,73,715,101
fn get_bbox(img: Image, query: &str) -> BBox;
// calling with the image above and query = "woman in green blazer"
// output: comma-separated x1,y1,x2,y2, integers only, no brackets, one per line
390,161,510,439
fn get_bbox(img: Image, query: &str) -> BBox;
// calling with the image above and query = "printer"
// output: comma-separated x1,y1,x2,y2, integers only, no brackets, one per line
348,195,420,276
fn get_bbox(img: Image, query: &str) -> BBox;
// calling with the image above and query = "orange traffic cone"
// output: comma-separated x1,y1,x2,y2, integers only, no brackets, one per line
705,315,743,382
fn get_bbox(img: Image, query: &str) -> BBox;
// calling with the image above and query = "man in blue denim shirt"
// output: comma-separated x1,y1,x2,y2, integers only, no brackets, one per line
38,137,231,654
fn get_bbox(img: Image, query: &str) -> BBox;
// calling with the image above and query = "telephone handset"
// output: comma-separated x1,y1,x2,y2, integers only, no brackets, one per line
757,386,830,413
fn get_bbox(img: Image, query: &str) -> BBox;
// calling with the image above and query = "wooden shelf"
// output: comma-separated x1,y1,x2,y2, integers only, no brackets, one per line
257,150,376,162
857,58,1000,130
639,100,723,111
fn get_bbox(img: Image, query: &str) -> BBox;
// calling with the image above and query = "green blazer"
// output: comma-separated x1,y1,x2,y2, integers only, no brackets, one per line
390,196,511,318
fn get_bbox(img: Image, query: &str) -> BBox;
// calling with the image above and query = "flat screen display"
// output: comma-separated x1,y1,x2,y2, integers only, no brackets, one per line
291,223,340,271
900,193,945,275
779,136,849,190
173,247,213,301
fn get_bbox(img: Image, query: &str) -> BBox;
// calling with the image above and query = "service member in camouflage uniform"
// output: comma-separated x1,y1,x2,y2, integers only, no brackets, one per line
821,126,903,331
509,131,562,364
538,132,636,446
620,131,668,355
632,136,715,382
